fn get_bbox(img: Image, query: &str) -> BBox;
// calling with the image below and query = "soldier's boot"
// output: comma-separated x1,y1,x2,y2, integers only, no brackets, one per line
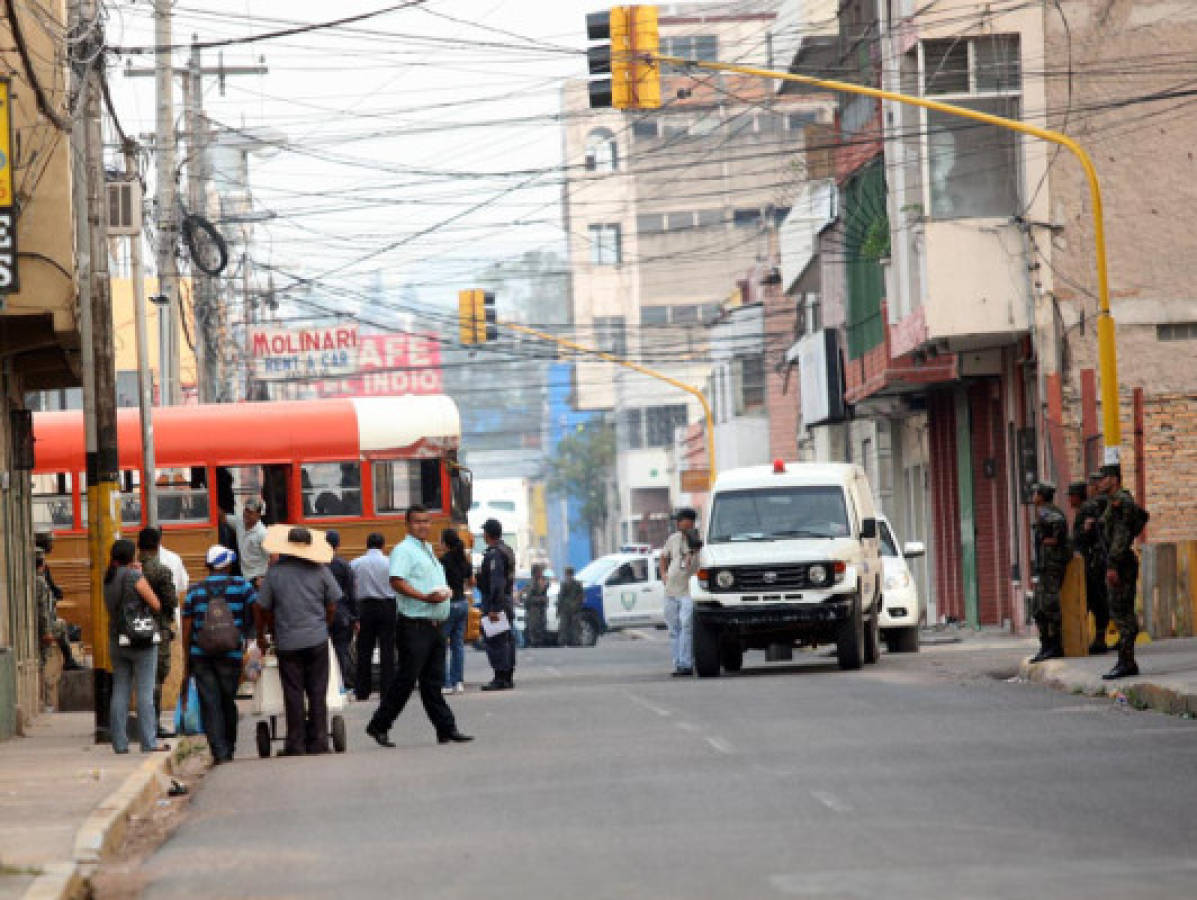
1088,636,1108,655
1039,623,1064,660
1102,637,1140,680
1029,622,1051,663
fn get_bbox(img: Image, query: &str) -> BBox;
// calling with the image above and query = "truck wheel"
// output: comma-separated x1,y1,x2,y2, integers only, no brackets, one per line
836,595,864,670
891,625,920,653
864,600,881,665
720,641,743,673
693,616,721,678
576,614,600,647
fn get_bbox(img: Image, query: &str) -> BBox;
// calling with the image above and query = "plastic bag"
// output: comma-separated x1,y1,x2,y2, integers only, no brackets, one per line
242,643,264,684
174,676,203,735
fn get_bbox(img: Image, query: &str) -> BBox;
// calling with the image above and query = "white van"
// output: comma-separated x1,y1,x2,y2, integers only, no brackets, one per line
690,461,883,676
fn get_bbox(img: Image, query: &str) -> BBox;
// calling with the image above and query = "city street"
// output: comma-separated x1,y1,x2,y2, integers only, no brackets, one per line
132,634,1197,899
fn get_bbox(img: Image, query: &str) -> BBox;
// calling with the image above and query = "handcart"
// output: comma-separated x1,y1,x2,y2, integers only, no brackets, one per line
252,640,348,757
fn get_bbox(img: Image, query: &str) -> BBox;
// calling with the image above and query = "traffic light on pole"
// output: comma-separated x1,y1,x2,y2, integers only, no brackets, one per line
458,289,484,345
586,6,659,110
483,291,497,342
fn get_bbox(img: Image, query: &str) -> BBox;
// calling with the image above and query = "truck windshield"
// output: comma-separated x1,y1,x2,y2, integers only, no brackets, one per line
708,486,851,543
576,556,620,585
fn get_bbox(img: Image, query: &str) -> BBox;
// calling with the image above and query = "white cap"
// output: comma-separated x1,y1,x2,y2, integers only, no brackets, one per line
205,545,237,568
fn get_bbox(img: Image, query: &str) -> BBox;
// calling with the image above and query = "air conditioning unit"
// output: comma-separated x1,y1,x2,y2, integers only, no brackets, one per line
106,179,142,235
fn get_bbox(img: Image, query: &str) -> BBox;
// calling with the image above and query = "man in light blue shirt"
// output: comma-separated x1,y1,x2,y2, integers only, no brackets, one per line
351,533,397,701
366,505,473,748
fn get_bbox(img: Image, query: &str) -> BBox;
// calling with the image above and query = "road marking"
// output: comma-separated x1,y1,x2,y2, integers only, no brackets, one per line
810,791,853,813
624,692,673,718
705,736,735,755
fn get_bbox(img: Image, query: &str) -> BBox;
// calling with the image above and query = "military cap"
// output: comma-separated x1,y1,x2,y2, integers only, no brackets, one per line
1033,481,1056,501
1066,481,1087,498
1099,463,1122,480
1087,470,1103,482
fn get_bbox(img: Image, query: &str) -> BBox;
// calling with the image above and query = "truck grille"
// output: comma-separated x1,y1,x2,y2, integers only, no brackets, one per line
722,565,814,592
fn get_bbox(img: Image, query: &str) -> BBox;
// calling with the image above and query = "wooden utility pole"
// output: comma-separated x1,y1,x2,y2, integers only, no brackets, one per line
71,0,120,741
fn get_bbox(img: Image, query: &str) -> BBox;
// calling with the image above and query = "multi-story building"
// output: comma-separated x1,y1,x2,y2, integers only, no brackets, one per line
562,0,834,546
1,2,81,737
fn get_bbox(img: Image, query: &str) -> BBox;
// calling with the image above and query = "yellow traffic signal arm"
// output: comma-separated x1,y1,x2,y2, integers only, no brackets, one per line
652,53,1121,456
501,320,718,488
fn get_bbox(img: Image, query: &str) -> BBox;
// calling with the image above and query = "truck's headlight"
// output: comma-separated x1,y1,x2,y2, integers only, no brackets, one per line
885,572,911,591
715,569,735,590
808,564,829,586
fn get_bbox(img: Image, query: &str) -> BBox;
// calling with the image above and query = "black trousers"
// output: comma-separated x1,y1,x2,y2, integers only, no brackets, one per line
277,642,330,754
355,597,397,701
484,605,516,675
190,657,241,761
369,616,456,738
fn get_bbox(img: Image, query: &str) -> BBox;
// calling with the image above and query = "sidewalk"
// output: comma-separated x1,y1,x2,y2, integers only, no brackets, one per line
1020,636,1197,716
0,713,194,900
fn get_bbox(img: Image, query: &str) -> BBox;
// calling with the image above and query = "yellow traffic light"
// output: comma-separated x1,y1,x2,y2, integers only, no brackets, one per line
586,6,660,110
458,289,484,345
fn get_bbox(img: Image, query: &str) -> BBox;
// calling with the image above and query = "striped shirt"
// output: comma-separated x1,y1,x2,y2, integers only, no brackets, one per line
183,574,258,660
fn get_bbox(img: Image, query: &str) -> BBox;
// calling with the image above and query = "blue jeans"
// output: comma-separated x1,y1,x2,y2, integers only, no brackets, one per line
664,594,693,671
442,600,469,687
110,642,159,752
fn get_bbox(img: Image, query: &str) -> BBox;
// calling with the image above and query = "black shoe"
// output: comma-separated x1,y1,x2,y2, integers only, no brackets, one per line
480,680,509,692
671,668,693,677
276,748,305,757
365,723,395,747
1102,659,1140,680
1039,643,1064,661
157,727,177,739
63,660,84,671
438,731,474,744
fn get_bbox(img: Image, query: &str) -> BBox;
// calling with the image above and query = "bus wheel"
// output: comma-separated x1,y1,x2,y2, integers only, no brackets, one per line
576,614,600,647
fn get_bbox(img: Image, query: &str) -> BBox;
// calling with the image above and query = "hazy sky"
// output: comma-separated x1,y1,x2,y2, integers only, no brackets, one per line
108,0,605,320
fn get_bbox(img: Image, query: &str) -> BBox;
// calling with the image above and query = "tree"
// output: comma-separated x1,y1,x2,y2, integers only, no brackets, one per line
546,421,615,546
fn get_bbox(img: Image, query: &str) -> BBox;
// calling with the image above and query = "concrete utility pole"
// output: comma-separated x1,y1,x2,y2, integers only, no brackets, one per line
125,139,159,528
71,0,120,741
153,0,180,405
181,42,211,401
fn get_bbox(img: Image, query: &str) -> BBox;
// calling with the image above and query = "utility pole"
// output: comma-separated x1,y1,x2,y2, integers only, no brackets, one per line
181,41,211,401
71,0,119,741
153,0,180,405
125,139,159,527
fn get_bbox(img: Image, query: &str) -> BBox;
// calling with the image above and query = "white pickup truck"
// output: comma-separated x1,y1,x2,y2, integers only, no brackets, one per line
542,550,666,645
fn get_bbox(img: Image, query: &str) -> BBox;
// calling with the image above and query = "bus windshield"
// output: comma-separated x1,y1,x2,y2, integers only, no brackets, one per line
708,486,850,542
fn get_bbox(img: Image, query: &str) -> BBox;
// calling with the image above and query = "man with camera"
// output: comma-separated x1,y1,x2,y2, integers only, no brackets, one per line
660,507,702,677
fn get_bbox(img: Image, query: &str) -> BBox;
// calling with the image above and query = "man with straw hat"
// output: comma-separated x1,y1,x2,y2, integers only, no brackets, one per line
259,524,342,756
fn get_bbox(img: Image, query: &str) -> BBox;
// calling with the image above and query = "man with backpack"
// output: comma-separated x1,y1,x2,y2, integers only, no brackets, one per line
181,545,261,764
1099,463,1150,680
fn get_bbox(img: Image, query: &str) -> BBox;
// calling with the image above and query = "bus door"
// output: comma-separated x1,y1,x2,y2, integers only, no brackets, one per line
217,464,291,524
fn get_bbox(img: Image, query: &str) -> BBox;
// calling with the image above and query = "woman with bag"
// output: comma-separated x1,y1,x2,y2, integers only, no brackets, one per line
438,529,473,695
102,539,167,754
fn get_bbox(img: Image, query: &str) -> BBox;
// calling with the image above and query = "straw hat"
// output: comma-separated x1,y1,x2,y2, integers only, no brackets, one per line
262,524,334,565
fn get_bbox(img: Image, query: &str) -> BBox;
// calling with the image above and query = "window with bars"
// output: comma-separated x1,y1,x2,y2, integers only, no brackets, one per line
1157,323,1197,341
661,35,718,62
588,224,622,264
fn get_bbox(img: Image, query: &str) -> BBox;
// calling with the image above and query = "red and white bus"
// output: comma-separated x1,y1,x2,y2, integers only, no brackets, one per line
33,396,471,645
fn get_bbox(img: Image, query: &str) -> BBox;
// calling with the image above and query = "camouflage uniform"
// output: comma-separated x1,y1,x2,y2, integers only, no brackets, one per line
1031,502,1071,632
1101,488,1140,646
36,569,62,657
1072,494,1110,647
138,552,178,695
557,576,584,646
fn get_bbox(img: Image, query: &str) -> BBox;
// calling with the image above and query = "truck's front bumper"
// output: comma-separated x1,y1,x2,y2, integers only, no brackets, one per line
694,599,852,630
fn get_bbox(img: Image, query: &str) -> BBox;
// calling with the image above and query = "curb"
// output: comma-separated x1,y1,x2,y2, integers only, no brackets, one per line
1019,658,1197,716
21,738,200,900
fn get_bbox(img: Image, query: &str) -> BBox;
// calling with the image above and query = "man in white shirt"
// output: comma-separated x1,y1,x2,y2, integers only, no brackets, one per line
659,508,700,677
225,497,269,588
157,540,190,599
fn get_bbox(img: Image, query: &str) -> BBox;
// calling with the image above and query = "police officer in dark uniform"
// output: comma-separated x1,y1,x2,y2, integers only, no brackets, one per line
479,519,517,691
1068,476,1110,654
1029,482,1070,663
1098,463,1146,680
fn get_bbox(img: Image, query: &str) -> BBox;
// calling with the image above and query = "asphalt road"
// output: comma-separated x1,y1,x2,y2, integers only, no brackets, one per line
137,633,1197,899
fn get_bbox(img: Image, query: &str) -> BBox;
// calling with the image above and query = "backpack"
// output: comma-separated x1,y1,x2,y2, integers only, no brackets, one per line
117,570,159,649
195,579,242,656
1126,502,1151,539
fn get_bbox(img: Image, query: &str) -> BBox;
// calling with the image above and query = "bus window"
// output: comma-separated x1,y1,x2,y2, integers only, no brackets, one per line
155,467,211,523
218,466,265,517
33,472,74,530
300,462,362,518
373,459,442,516
82,470,141,528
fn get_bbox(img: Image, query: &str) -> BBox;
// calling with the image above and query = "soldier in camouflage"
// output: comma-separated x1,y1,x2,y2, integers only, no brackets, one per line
1067,476,1110,654
1098,463,1142,680
1029,482,1070,663
138,528,179,737
36,549,64,709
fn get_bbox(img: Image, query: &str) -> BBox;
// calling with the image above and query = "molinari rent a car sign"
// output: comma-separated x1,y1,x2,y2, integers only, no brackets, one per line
250,325,359,381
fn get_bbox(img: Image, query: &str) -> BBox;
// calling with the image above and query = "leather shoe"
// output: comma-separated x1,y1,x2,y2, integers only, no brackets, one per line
365,724,395,748
479,680,509,692
157,727,177,739
438,731,474,744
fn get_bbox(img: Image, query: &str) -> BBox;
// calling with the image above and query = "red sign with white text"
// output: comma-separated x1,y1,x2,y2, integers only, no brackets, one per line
315,333,443,398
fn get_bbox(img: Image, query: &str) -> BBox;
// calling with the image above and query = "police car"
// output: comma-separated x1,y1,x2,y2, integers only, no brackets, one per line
541,548,666,645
